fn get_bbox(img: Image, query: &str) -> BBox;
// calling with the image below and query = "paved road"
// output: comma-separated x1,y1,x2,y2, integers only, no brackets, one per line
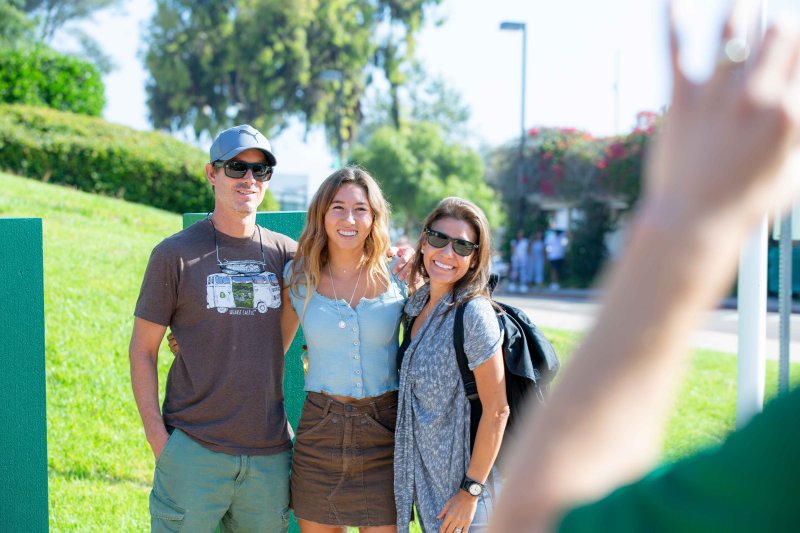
495,293,800,362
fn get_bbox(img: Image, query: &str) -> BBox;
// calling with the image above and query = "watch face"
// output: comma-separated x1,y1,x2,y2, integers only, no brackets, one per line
468,483,482,496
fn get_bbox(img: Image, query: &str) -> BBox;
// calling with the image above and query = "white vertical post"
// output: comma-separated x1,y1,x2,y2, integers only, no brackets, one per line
776,156,800,395
735,0,768,429
613,50,620,135
778,210,792,395
736,219,768,428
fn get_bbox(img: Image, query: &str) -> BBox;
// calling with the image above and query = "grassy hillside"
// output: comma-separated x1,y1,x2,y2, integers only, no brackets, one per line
0,170,797,530
0,171,179,530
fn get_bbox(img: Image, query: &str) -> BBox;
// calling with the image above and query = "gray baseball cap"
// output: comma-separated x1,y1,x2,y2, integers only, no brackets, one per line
209,124,277,166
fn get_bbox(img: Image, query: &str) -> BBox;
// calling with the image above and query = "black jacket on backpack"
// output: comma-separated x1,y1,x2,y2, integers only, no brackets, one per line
454,293,560,460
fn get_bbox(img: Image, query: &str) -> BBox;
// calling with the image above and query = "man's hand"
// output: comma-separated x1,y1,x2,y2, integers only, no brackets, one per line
148,426,170,460
129,317,169,463
388,245,416,283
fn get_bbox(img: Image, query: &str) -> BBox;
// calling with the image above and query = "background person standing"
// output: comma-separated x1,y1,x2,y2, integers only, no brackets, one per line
529,231,545,289
510,229,531,293
545,229,567,290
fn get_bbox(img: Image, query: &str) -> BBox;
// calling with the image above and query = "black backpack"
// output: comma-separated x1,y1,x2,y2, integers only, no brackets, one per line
454,281,560,460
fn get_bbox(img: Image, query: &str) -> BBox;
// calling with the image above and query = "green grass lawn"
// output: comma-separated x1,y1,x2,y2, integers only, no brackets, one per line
1,171,798,531
0,172,179,531
542,326,800,463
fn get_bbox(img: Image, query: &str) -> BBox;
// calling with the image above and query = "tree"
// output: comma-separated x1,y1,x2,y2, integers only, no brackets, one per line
24,0,120,40
372,0,443,128
406,76,469,141
142,0,440,145
350,121,503,234
353,63,500,236
23,0,123,73
144,0,373,140
0,0,33,46
358,62,471,144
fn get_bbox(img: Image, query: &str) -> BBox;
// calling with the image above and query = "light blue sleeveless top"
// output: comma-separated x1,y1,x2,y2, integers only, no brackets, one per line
284,260,408,399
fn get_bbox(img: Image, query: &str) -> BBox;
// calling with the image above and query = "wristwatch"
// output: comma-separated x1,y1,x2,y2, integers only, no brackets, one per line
460,476,485,497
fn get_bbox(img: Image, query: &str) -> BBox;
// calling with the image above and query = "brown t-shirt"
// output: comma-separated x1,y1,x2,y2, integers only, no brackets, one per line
135,219,296,455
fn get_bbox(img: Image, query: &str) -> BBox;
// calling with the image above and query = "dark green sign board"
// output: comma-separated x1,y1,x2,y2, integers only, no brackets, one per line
0,218,49,532
184,212,306,533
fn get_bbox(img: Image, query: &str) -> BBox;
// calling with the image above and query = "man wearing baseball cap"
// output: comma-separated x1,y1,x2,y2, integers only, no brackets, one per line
129,124,296,532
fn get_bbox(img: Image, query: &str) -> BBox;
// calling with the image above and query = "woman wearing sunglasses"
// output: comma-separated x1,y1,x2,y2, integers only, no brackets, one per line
282,166,408,533
394,197,507,533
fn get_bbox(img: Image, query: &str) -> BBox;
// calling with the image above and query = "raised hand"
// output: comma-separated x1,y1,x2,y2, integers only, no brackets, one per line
643,1,800,236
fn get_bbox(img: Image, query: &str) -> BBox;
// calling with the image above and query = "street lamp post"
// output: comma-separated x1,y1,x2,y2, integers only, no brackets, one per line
320,69,345,166
500,21,527,229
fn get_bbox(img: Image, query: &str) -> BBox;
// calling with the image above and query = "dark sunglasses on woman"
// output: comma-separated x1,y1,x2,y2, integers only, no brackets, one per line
424,227,479,257
213,159,274,182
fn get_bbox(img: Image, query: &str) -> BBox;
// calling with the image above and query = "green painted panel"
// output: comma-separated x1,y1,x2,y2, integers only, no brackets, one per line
184,211,306,533
0,218,49,532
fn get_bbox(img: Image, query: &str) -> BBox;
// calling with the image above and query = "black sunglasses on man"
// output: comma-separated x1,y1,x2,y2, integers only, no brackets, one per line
213,160,274,182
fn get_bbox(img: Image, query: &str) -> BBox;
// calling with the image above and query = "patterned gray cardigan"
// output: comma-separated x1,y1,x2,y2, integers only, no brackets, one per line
393,284,503,532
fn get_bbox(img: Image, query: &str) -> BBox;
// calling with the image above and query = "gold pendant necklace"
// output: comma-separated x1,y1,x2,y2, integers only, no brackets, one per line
328,262,363,329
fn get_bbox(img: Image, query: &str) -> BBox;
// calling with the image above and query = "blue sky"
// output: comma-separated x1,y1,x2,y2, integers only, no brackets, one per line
76,0,797,184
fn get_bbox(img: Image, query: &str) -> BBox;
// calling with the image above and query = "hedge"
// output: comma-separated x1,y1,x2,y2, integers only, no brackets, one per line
0,104,275,214
0,46,105,116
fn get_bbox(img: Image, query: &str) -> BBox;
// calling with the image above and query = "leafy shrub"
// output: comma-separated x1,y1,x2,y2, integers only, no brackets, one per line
0,104,277,213
0,46,105,116
596,112,660,210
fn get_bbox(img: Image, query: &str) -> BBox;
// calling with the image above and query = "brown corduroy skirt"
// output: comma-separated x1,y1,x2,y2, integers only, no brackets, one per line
290,390,398,527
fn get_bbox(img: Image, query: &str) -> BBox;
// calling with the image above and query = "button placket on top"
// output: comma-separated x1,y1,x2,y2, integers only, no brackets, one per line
350,307,363,395
288,264,405,400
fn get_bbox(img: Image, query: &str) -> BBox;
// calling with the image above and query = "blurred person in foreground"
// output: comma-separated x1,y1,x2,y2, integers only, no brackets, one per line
492,2,800,531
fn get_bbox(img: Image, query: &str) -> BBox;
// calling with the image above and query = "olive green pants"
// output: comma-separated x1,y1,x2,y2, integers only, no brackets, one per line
149,429,291,533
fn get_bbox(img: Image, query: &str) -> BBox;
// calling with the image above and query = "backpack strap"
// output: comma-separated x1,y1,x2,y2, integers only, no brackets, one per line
454,304,479,400
397,312,415,374
487,273,499,295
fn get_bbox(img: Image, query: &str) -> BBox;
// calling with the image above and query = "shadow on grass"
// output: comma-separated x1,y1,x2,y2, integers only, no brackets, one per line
49,468,151,489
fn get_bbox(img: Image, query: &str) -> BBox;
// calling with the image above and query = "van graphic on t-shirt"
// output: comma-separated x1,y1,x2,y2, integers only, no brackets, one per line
206,272,281,314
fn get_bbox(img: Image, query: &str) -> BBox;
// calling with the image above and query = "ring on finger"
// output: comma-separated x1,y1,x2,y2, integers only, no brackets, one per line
454,529,463,533
718,36,750,66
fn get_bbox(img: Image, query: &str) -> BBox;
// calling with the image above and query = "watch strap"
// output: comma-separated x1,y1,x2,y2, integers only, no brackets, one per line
460,475,485,496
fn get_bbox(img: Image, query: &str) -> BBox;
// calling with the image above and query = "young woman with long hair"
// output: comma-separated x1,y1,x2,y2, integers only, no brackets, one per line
283,166,407,533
